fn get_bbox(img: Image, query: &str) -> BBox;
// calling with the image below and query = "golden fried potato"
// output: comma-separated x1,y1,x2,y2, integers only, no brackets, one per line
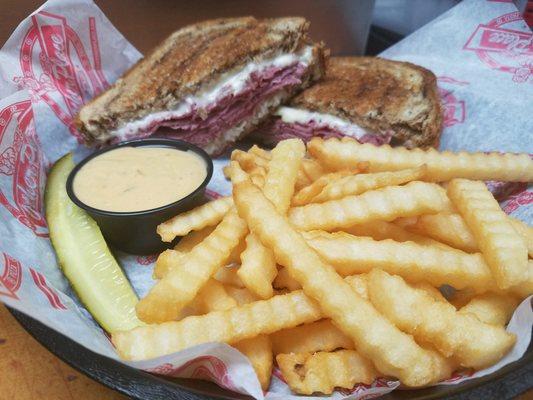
197,283,272,392
153,226,219,280
238,233,278,299
230,164,448,387
263,139,306,213
231,149,269,171
303,231,492,292
271,320,354,355
367,269,516,369
397,213,479,253
459,293,519,326
509,218,533,258
174,225,216,253
227,237,246,265
213,265,244,288
277,350,377,395
137,209,248,323
398,213,532,256
343,274,370,299
157,196,233,242
509,260,533,299
345,220,454,251
291,170,355,206
311,166,427,204
114,290,322,361
244,144,318,190
189,279,237,314
234,336,273,391
289,181,449,232
308,137,533,182
225,286,259,305
238,139,305,299
448,179,528,289
273,267,301,291
299,157,325,183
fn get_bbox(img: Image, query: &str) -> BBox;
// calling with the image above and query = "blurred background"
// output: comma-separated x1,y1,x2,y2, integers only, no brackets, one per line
1,0,530,55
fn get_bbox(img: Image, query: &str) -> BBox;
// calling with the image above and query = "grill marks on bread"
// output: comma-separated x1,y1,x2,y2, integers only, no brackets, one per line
76,17,316,144
291,57,443,148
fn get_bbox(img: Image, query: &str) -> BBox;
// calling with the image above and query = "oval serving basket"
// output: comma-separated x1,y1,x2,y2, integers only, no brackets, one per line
9,307,533,400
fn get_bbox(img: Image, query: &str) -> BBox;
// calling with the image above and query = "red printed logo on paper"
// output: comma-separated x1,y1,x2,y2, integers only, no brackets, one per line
503,189,533,214
13,11,109,140
338,377,398,397
463,11,532,83
443,369,475,383
437,76,469,128
29,267,67,310
147,357,236,391
486,180,527,202
0,253,23,300
0,100,48,236
136,254,158,266
205,188,223,200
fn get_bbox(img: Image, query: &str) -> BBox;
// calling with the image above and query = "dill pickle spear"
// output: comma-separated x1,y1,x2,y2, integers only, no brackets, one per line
45,153,142,332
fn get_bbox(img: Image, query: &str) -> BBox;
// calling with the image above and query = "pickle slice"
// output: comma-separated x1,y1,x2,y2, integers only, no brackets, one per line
45,153,142,332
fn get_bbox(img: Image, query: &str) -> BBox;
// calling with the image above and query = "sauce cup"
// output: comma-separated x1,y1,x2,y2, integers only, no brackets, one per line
66,138,213,255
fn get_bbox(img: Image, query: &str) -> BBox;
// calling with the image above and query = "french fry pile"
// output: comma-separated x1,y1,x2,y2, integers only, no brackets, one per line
113,137,533,395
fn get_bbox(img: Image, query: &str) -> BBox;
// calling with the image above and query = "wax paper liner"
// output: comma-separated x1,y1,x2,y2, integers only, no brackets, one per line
0,0,531,399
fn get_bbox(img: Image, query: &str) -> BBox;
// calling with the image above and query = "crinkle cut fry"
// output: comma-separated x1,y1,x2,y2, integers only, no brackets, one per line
308,137,533,182
367,269,515,369
214,265,244,288
509,260,533,300
397,213,479,253
292,170,355,206
288,181,449,232
459,293,519,326
271,319,354,355
262,139,306,213
190,279,238,314
447,179,528,289
238,233,278,299
236,144,318,190
509,217,533,258
273,267,301,290
137,209,248,323
114,272,465,364
174,225,216,252
238,139,305,299
230,165,449,387
234,335,273,391
114,290,322,361
302,231,493,292
345,220,454,251
399,213,533,255
276,350,378,395
311,166,427,204
190,278,273,391
157,196,233,242
154,226,216,279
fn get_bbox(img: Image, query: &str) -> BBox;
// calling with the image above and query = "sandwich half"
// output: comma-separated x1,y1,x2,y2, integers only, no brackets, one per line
76,17,326,155
255,57,442,148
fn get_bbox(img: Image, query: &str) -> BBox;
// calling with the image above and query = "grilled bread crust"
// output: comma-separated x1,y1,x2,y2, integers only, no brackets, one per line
290,57,442,148
76,17,325,145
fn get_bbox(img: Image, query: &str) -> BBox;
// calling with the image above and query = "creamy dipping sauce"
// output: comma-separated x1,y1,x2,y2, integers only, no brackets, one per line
73,146,207,212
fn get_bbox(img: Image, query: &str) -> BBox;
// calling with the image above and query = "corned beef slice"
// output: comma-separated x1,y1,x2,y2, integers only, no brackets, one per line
116,63,307,150
255,118,392,146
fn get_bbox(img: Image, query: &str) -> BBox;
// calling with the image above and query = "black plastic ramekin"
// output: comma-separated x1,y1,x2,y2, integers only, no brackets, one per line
66,138,213,255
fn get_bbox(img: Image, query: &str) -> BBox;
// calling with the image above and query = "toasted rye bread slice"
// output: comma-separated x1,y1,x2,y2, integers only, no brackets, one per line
289,57,442,148
76,17,325,146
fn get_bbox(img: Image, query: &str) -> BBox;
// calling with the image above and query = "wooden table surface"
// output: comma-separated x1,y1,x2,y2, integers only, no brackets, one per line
0,304,125,400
